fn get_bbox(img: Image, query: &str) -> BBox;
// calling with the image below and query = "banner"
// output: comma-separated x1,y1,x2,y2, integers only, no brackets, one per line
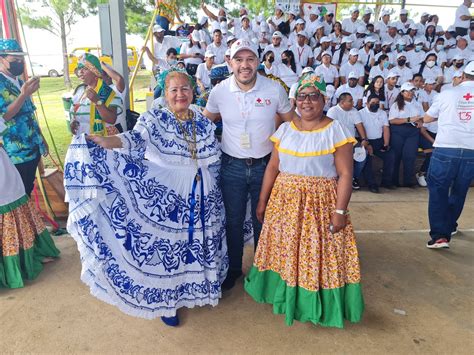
302,2,337,17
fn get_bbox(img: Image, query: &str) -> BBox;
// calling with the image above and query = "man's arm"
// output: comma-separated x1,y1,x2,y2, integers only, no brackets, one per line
202,108,221,122
101,62,125,93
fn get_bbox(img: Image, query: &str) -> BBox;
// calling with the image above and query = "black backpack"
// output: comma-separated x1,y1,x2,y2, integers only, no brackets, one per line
126,109,140,131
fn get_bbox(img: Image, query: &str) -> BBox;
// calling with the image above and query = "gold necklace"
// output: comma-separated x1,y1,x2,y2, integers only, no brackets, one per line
174,109,198,160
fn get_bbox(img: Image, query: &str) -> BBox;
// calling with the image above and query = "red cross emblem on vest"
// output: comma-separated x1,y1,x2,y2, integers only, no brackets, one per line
463,93,473,101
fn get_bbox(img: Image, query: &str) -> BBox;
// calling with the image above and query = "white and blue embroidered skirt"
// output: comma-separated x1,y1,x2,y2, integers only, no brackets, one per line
64,130,228,319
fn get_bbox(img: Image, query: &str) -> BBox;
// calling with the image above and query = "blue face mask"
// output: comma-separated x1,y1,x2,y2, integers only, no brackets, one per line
415,45,423,52
383,61,390,68
398,45,405,51
168,59,178,66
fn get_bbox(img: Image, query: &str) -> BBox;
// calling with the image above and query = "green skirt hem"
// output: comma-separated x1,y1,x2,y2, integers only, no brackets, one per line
0,229,60,289
244,267,364,328
0,195,29,214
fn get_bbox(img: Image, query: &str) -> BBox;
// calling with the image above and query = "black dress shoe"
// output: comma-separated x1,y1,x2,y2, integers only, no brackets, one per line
381,184,397,190
221,270,243,291
369,185,380,193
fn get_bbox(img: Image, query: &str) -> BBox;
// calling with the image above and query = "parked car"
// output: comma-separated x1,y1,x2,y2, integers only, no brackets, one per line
31,62,63,77
68,46,140,75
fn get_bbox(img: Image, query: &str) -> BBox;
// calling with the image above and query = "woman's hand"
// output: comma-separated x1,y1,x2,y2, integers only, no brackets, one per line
86,135,123,150
256,199,267,224
330,212,347,234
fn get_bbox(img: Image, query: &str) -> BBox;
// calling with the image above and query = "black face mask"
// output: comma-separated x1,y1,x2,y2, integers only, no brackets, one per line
268,56,275,63
8,60,24,76
455,62,464,68
384,47,392,53
282,58,289,65
369,103,380,112
398,59,406,66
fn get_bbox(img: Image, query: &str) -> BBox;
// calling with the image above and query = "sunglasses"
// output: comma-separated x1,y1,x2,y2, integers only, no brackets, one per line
296,92,321,102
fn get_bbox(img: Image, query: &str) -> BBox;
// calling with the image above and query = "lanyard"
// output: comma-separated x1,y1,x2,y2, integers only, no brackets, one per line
297,46,305,63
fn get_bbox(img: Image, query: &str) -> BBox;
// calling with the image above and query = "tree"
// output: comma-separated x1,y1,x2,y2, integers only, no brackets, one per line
20,0,104,88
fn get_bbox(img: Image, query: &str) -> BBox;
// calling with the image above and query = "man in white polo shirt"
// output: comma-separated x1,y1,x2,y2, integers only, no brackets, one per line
204,39,294,289
423,61,474,249
455,0,473,37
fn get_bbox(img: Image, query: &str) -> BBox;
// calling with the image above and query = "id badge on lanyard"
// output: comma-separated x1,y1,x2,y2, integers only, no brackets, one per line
237,92,253,149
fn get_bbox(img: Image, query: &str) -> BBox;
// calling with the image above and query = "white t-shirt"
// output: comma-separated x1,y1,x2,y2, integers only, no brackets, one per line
342,18,363,34
359,107,389,139
110,84,127,131
290,44,314,70
426,81,474,149
206,43,227,65
392,65,413,85
384,85,400,112
154,36,181,59
314,64,339,84
278,64,300,87
263,44,286,65
339,61,365,80
205,74,292,158
179,42,205,65
388,100,424,121
196,63,213,89
369,64,389,81
455,4,471,29
326,104,362,137
358,48,375,67
375,20,390,36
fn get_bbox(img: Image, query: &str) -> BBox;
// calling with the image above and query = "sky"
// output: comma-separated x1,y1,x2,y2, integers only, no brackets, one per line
14,1,458,70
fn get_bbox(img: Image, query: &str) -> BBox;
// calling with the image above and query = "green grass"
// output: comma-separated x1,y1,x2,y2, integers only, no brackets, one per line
34,72,152,168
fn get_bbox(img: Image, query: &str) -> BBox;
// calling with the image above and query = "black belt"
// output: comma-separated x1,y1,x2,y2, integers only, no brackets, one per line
223,152,271,166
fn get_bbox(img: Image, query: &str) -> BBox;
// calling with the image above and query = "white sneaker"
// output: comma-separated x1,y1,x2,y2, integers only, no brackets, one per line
416,173,427,187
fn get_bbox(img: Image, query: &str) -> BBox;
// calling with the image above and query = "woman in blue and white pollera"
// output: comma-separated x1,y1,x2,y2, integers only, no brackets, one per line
64,69,228,327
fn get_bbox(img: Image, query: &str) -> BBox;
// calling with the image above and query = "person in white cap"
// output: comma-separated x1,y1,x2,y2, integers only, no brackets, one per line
287,9,298,32
264,31,286,65
142,24,181,70
403,23,420,49
328,21,344,45
196,50,215,93
443,26,458,51
417,12,430,33
314,51,340,88
334,71,364,109
395,9,414,35
444,55,465,84
353,25,369,49
289,18,305,44
257,22,272,51
312,36,331,65
201,2,227,27
310,23,326,48
179,31,205,75
392,53,412,85
332,36,353,68
207,29,227,65
203,39,295,290
251,15,264,35
384,71,400,111
279,50,300,86
375,10,391,36
422,60,474,249
322,10,335,35
441,70,463,92
340,48,365,85
290,30,314,72
423,22,438,51
228,6,249,37
359,37,376,73
238,14,256,42
342,6,362,35
196,16,212,47
407,38,428,68
431,37,448,67
375,40,396,65
301,4,321,38
288,66,314,108
388,81,424,187
224,47,232,73
454,0,473,37
447,36,472,62
362,8,373,26
416,52,444,89
268,4,286,34
382,22,402,44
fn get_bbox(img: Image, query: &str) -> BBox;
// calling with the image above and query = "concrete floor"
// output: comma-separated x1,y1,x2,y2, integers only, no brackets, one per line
1,188,473,354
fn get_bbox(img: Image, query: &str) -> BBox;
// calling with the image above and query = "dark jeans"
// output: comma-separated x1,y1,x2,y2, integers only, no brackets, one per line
427,148,474,242
390,124,419,186
221,153,268,272
363,138,395,187
14,154,41,196
455,27,468,37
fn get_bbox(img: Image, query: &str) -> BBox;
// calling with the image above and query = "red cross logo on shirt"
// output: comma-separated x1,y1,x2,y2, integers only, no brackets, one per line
256,98,262,104
308,5,313,10
463,93,473,101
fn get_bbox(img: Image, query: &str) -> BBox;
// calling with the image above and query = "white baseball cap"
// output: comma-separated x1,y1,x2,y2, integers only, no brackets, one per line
382,40,393,47
350,6,359,14
322,50,332,57
356,26,368,34
364,8,374,15
453,54,465,61
364,37,376,44
348,71,359,79
240,14,250,21
272,31,283,38
297,30,308,38
191,31,201,42
447,25,456,32
400,9,408,15
349,48,359,56
421,12,430,18
198,16,208,25
295,18,305,25
388,22,398,28
230,39,258,59
400,82,415,91
320,36,331,43
153,25,165,33
415,38,425,45
204,50,216,58
301,67,315,75
463,61,474,75
381,10,391,17
387,71,400,79
226,35,236,43
424,78,436,85
397,52,407,60
342,36,353,44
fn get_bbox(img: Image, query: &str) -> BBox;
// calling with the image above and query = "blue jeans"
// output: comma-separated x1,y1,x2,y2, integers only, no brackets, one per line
221,153,268,272
427,148,474,242
390,124,419,186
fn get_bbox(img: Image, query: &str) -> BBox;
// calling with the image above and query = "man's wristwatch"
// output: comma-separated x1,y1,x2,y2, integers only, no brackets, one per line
407,116,411,123
96,100,104,106
334,209,350,216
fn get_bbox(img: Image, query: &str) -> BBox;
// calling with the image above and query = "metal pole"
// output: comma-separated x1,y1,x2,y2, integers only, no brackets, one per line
401,0,406,9
109,0,130,110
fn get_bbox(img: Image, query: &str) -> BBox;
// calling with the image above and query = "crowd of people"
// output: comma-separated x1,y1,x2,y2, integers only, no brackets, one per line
0,1,473,332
